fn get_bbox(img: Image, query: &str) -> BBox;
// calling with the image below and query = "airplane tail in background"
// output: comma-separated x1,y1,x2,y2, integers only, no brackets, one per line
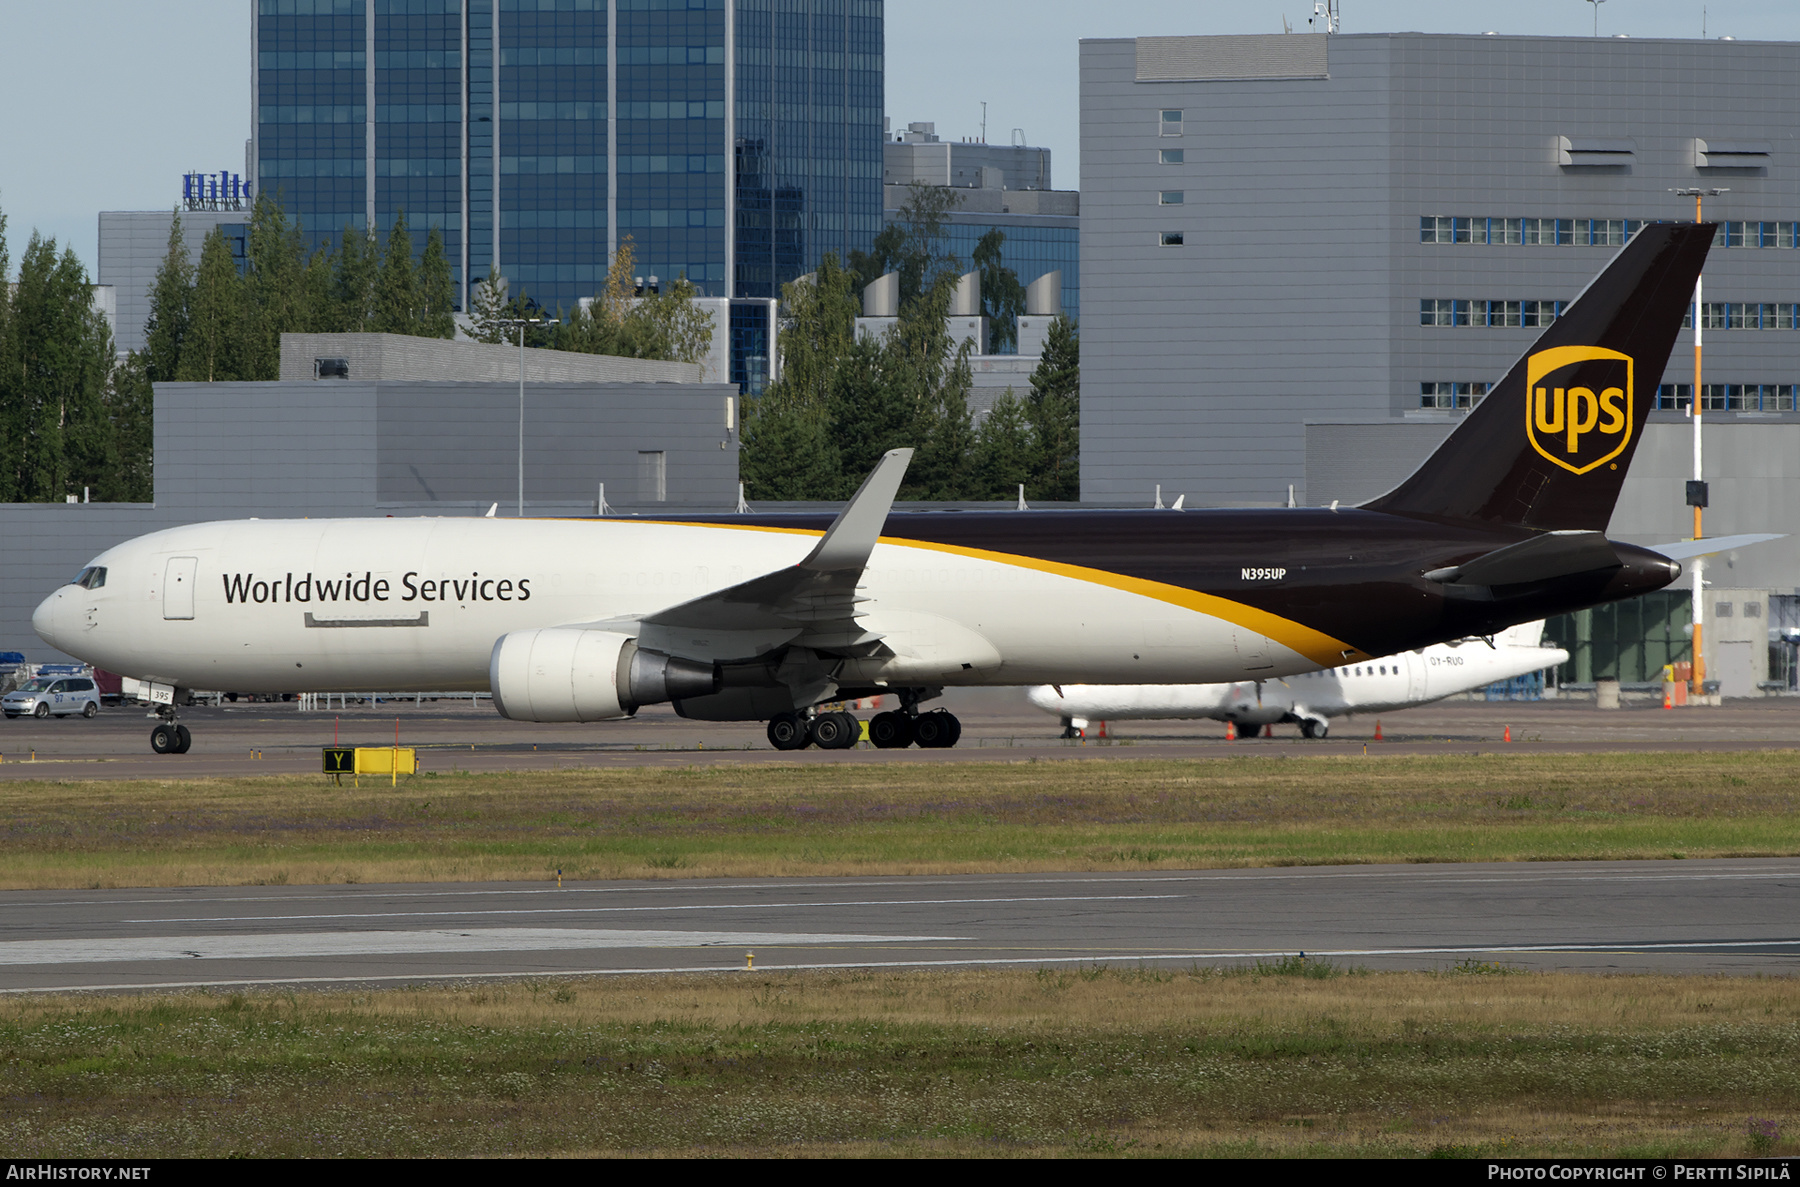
1364,222,1714,533
1493,619,1548,649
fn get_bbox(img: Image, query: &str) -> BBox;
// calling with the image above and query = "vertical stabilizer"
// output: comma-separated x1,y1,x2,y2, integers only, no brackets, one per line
1364,222,1713,531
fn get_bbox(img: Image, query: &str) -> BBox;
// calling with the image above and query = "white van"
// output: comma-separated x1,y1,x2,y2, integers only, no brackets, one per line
3,676,101,719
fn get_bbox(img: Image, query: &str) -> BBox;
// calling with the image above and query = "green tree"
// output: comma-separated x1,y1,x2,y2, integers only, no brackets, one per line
847,221,906,296
973,229,1025,354
850,182,962,305
374,210,420,335
618,273,715,363
242,191,311,379
885,262,976,499
738,394,841,500
826,334,919,493
766,255,859,414
7,234,115,500
467,273,510,344
102,351,155,502
970,389,1036,499
141,212,192,384
177,227,245,382
416,225,455,338
0,199,13,500
331,224,379,332
1026,315,1080,501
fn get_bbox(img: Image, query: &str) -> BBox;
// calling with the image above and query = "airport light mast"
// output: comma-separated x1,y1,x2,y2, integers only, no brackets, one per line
1672,187,1727,697
498,316,552,517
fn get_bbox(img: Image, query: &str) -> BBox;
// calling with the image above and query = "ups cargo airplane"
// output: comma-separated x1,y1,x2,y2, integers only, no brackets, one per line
35,223,1712,755
1029,621,1570,740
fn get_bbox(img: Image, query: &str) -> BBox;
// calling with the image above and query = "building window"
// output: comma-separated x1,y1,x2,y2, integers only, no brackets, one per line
1422,299,1561,327
1656,383,1692,410
1420,381,1490,409
1160,231,1184,247
1160,109,1183,135
1159,191,1184,205
1159,149,1184,165
1493,217,1523,245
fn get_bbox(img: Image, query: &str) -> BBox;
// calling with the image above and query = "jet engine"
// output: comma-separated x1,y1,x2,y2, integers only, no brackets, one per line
488,628,719,722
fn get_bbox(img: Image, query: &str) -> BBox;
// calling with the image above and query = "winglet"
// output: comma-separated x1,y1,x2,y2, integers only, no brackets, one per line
801,448,913,572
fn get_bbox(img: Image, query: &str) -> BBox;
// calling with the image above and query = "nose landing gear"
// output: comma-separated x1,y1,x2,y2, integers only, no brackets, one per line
149,706,192,754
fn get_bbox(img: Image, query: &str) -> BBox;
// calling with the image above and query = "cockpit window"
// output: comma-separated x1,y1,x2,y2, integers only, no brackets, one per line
71,566,107,590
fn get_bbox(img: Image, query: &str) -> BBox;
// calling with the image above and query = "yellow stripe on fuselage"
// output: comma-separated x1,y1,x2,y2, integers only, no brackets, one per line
629,519,1368,668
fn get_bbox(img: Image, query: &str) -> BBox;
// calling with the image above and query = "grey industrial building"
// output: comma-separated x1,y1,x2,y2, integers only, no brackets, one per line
98,209,250,356
0,337,738,665
1079,30,1800,689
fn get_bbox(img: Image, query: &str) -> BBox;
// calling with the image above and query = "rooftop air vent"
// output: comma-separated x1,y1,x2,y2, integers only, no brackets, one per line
1695,139,1771,170
1558,136,1635,168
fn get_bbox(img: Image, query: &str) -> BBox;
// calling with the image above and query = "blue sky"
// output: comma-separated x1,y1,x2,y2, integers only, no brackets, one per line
0,0,1782,279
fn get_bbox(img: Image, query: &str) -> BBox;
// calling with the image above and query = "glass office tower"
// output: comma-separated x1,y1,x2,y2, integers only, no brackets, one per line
254,0,882,318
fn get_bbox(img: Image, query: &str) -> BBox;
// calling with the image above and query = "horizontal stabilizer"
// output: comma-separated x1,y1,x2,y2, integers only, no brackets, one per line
1424,530,1621,587
1648,532,1784,563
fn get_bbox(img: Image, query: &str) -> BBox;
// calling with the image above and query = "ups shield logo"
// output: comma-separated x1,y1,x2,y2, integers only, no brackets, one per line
1525,345,1635,475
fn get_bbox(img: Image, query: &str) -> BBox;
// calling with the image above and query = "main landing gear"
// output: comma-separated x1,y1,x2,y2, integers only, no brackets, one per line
765,696,963,751
149,706,192,754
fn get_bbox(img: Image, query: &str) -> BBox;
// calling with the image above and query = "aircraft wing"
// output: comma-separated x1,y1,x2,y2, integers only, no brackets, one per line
633,448,913,659
1646,533,1785,563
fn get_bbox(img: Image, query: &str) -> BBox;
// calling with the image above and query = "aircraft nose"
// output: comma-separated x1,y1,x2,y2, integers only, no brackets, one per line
32,590,61,649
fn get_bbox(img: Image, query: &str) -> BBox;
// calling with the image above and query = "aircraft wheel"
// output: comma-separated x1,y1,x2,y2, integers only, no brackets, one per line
810,711,859,750
869,711,915,749
34,702,50,719
914,710,962,749
83,702,98,719
150,724,177,754
766,713,809,751
1300,719,1328,740
174,725,192,754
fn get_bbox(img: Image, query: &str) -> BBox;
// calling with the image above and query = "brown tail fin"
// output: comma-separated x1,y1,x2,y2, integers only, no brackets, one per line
1364,222,1713,531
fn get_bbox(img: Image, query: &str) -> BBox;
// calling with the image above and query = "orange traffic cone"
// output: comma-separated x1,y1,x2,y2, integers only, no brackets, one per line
1504,725,1512,742
1663,687,1673,709
1373,720,1383,742
1263,724,1273,738
1225,720,1237,741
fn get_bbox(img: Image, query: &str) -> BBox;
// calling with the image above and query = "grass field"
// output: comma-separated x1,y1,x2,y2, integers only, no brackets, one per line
3,965,1798,1157
5,751,1800,888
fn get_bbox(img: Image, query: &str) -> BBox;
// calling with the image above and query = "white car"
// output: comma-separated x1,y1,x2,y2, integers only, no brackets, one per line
3,676,101,719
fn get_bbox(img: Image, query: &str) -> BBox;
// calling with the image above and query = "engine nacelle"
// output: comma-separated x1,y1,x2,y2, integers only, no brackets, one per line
488,628,721,722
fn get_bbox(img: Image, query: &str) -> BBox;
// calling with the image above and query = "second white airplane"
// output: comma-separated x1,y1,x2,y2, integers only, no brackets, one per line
1027,622,1568,739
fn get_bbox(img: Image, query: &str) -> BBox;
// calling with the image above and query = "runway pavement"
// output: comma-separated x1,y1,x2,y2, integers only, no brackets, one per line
5,858,1798,992
4,687,1800,780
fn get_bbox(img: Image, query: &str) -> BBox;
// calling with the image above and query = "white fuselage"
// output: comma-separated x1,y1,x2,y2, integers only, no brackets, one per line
32,517,1355,699
1026,635,1568,729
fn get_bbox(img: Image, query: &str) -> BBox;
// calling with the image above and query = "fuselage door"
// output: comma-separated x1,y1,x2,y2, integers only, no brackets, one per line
164,557,198,620
1405,651,1427,702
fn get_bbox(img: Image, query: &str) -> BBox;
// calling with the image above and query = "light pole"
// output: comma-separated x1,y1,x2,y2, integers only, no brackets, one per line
1671,187,1727,697
498,316,550,517
1586,0,1605,37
